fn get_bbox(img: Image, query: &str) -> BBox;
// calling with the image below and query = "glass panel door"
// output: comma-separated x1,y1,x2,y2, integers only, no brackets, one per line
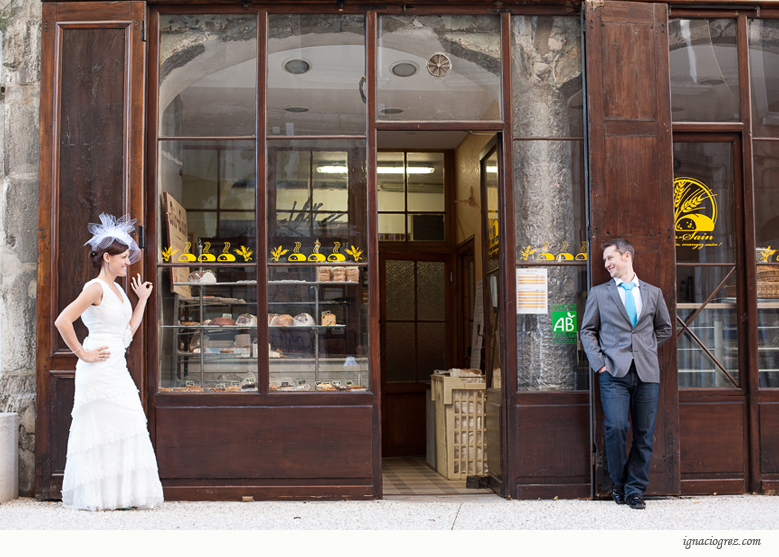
674,138,743,388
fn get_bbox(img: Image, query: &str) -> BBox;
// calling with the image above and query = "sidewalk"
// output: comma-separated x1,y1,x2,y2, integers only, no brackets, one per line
1,493,778,530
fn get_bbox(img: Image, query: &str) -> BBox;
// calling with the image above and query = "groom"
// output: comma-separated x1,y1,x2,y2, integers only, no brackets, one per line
580,238,672,510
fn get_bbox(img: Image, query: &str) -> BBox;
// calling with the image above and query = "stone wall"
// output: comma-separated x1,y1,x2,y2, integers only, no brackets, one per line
0,0,42,497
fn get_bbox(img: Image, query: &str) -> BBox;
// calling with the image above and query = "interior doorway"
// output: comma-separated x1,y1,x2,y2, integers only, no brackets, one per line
377,130,496,496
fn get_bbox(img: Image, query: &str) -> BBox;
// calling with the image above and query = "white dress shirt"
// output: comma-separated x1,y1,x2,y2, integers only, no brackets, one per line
614,274,643,321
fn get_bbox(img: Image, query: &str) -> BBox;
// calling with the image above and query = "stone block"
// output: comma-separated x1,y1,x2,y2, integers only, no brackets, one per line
0,413,19,502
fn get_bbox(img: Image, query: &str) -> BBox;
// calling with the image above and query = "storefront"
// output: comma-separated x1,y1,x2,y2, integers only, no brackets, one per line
35,0,779,501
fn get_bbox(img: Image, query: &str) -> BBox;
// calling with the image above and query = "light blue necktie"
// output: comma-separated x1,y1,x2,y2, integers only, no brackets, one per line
620,282,637,327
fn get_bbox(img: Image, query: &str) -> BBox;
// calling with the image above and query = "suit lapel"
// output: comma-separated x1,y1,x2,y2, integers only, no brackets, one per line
637,280,650,324
607,280,632,325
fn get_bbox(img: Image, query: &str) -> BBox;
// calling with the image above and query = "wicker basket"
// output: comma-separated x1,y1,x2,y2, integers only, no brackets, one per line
757,266,779,283
725,281,779,298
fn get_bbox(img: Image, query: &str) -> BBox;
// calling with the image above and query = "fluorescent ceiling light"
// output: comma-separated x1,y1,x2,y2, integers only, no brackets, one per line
316,166,435,174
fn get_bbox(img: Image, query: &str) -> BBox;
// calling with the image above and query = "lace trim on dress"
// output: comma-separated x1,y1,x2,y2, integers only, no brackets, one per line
62,435,161,488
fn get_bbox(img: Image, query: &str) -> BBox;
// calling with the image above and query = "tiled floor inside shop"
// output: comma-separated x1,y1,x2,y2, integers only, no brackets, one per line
382,455,494,496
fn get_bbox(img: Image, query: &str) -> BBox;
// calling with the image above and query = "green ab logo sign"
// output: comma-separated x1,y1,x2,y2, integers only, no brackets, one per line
551,305,577,345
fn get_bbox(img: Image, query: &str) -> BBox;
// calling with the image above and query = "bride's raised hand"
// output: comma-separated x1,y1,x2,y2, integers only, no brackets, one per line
131,273,153,301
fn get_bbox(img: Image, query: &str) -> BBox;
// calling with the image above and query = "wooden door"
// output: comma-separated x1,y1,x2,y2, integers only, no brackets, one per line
674,134,749,494
380,252,452,457
36,1,147,500
584,0,679,497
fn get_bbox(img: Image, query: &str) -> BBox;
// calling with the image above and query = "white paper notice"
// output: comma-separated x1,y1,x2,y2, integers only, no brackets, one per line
516,268,548,314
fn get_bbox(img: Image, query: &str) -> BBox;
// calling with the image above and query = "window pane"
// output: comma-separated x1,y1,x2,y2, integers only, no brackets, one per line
220,147,256,210
517,266,589,391
673,142,736,264
407,153,445,212
157,266,259,393
377,152,405,211
379,214,406,241
385,260,415,321
756,284,779,388
312,151,349,211
267,266,369,391
669,19,739,123
386,322,416,383
408,214,445,242
267,15,366,136
749,19,779,138
159,140,256,262
377,15,501,121
268,140,367,252
513,140,586,263
754,141,779,251
512,16,583,138
159,15,257,137
417,322,446,381
677,267,739,388
417,261,446,321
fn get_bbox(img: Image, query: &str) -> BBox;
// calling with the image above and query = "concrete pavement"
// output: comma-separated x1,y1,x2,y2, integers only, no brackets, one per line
1,493,778,530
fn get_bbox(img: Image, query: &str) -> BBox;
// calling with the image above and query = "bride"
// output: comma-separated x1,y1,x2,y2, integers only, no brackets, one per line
54,214,164,511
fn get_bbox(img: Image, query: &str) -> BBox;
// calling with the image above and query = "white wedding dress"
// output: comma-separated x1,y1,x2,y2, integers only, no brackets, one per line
61,278,164,511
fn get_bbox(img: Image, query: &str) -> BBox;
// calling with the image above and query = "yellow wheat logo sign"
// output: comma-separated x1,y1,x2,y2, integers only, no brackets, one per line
674,177,720,251
674,177,717,233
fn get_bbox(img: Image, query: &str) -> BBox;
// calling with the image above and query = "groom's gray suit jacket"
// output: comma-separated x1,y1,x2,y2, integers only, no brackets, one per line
580,279,673,383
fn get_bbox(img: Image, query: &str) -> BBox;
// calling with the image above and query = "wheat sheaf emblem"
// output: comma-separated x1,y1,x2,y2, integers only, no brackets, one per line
674,177,718,233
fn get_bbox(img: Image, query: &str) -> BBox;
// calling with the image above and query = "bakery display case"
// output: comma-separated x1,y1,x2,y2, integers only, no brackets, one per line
267,264,369,392
158,266,259,393
266,139,370,392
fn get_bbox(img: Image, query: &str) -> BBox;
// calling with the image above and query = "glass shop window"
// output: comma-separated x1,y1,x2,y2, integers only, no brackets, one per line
377,15,501,122
511,13,586,393
669,19,739,123
377,152,446,242
750,19,779,388
267,14,365,136
157,13,258,393
267,140,369,392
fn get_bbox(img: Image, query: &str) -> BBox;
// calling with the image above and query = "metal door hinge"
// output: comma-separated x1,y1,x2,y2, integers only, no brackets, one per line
450,271,454,283
141,19,146,42
138,225,146,249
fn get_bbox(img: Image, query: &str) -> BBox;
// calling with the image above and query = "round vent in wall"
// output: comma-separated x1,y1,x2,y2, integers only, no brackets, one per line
427,53,451,78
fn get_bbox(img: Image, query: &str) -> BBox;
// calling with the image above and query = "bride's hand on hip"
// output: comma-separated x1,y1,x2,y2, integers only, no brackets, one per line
131,273,153,301
80,346,110,362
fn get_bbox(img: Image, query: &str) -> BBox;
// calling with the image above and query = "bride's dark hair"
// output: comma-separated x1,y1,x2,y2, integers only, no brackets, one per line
89,239,130,272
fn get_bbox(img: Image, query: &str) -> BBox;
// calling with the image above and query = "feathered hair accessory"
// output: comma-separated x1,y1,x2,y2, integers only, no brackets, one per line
84,213,141,264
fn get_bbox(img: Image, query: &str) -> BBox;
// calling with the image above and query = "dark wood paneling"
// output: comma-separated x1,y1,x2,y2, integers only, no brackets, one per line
56,26,126,351
585,0,679,497
516,484,590,500
382,391,426,457
516,403,590,480
681,479,745,496
155,406,373,479
162,485,374,501
680,401,746,477
759,403,779,475
36,1,147,501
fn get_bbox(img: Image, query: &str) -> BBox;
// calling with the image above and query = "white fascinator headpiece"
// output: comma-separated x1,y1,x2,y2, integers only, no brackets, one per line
84,213,141,264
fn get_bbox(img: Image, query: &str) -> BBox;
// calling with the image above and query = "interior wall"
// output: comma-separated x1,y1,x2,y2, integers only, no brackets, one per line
454,133,493,285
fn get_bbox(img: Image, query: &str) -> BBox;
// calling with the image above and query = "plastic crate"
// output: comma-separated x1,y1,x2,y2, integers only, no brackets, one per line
431,374,488,480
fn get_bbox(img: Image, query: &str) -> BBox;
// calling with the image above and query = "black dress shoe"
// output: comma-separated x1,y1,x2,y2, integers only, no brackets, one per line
611,486,625,505
626,493,646,510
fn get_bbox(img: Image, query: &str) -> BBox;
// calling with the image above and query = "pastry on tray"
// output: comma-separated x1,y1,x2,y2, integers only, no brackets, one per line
188,270,216,284
210,317,236,326
293,312,315,326
235,313,257,326
270,314,294,327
